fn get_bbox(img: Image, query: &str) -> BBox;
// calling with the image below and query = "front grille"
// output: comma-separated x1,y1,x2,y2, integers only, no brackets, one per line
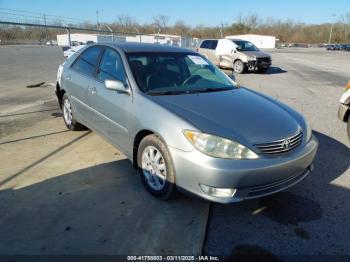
246,168,309,198
257,57,271,64
254,131,303,156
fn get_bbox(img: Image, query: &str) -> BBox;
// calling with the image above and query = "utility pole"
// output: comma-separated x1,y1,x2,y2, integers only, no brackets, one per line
134,27,141,42
220,22,224,38
67,28,71,47
328,14,336,44
43,14,48,42
96,10,100,32
328,24,334,44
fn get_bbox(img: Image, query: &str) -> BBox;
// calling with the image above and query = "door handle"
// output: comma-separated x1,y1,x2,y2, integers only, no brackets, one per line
88,87,97,95
64,75,71,81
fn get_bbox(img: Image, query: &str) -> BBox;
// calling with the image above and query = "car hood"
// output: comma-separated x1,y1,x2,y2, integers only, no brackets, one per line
148,88,301,145
240,51,271,58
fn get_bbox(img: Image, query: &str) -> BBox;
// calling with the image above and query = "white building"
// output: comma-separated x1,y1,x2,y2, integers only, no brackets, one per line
56,33,120,46
126,33,183,46
225,34,276,49
57,32,197,48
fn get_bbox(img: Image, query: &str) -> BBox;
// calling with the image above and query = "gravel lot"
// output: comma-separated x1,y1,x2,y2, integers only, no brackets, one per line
0,45,349,257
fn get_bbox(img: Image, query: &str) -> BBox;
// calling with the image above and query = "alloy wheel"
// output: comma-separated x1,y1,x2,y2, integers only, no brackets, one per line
141,146,167,190
63,98,73,126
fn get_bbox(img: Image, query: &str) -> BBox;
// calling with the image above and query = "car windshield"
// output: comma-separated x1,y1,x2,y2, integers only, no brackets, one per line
232,40,259,51
126,52,235,95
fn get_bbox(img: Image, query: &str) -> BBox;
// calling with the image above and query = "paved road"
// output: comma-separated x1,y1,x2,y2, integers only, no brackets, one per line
204,48,350,258
0,45,64,115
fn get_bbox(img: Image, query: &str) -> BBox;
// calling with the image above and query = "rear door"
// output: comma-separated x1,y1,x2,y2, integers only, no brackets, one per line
88,47,132,154
63,46,102,124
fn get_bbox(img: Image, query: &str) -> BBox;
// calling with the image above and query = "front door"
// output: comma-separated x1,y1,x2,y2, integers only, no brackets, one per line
88,47,132,155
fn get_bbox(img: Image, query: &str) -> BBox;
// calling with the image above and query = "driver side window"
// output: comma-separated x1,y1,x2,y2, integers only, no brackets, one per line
97,48,126,82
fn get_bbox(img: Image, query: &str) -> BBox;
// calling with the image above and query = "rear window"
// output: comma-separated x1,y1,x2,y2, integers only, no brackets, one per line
200,40,218,50
209,40,218,50
200,40,210,49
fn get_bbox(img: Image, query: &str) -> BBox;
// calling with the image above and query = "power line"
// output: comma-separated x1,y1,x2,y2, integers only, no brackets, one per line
0,8,86,23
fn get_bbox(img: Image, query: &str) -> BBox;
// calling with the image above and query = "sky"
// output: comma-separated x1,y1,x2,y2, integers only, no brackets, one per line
0,0,349,26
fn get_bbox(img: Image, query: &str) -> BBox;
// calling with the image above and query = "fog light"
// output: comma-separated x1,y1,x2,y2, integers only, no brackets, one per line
199,184,236,198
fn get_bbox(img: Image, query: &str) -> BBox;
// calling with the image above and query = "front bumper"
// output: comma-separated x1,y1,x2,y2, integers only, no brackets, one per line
247,58,272,70
338,103,349,122
169,135,318,204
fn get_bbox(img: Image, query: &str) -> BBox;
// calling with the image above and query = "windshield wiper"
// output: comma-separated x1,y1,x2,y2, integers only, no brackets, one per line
147,90,187,96
188,87,232,94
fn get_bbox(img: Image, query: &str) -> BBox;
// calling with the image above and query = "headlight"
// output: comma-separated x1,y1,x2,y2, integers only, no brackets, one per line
247,56,256,61
183,130,259,159
305,119,312,142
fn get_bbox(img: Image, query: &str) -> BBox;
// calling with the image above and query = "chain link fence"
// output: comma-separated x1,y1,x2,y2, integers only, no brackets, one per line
0,21,199,48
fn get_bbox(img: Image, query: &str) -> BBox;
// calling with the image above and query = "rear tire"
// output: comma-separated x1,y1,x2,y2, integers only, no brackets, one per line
62,94,87,131
233,60,245,74
137,134,176,200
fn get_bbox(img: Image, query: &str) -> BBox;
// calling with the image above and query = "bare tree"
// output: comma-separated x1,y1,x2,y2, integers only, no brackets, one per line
245,14,259,32
152,15,169,33
117,15,135,30
173,20,190,35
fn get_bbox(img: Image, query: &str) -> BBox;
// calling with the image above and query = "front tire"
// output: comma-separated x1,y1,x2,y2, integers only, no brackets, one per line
62,94,87,131
137,134,176,200
233,60,245,74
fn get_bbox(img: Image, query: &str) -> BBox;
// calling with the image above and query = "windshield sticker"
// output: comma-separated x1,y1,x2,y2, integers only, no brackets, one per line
187,55,209,65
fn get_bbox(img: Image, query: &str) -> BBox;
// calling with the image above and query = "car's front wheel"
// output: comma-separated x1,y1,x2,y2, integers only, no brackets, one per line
137,134,176,200
62,94,87,131
233,60,245,74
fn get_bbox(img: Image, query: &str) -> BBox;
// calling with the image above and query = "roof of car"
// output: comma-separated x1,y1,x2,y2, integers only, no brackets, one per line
104,42,195,53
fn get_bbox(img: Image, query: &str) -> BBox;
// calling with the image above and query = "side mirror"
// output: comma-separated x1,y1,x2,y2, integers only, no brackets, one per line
104,79,130,94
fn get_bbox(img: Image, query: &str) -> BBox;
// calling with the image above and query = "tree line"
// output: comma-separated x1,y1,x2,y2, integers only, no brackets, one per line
1,13,350,44
84,13,350,44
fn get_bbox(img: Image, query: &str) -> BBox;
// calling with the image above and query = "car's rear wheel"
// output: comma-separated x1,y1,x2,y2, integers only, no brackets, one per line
233,60,245,74
62,94,87,131
137,134,176,200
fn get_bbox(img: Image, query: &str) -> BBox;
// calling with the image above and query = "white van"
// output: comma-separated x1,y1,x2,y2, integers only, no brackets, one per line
197,39,272,74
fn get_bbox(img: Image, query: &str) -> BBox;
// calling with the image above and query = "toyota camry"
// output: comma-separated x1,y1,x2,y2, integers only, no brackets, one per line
55,42,318,203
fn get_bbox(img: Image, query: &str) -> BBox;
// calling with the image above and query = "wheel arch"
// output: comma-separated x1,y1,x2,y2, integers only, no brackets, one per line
132,129,171,169
133,129,155,169
233,58,244,64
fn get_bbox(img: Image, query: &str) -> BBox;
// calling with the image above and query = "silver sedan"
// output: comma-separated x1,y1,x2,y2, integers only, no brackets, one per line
56,43,318,203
